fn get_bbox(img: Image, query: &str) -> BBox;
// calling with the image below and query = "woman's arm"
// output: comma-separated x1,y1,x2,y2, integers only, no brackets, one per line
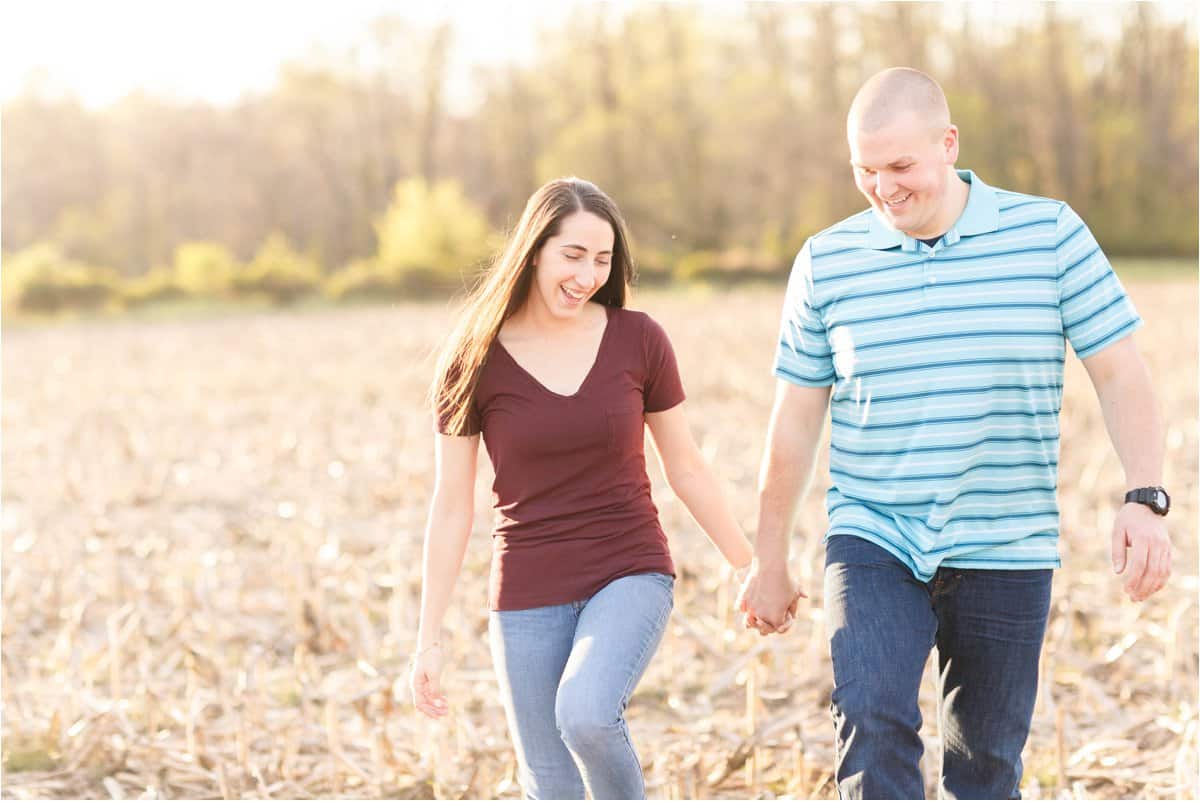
646,402,753,570
411,432,479,718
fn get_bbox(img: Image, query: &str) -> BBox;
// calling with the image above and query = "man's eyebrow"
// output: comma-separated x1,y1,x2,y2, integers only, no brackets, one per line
850,156,916,169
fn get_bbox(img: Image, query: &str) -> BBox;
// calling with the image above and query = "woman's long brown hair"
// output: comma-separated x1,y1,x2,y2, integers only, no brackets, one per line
431,178,635,436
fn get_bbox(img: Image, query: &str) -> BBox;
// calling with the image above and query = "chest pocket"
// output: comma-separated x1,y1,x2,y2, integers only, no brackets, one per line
607,406,645,454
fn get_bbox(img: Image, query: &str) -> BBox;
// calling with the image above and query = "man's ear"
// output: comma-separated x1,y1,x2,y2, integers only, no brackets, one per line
943,124,960,164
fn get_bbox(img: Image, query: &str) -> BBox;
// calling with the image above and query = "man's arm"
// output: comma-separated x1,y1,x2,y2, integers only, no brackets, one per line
1080,335,1172,602
737,380,831,631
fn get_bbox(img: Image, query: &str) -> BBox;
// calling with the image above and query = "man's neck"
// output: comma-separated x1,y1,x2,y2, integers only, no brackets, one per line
906,169,970,240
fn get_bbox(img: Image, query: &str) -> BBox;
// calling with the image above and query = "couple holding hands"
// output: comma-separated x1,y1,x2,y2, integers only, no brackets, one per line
410,68,1172,800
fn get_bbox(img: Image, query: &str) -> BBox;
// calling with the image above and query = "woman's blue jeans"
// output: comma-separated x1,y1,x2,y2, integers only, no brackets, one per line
489,572,674,800
824,534,1053,800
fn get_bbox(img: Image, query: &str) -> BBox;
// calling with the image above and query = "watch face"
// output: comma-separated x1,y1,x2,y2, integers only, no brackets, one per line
1155,490,1169,510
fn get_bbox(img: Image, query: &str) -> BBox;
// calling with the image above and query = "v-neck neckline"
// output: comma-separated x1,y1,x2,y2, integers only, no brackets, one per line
494,305,614,399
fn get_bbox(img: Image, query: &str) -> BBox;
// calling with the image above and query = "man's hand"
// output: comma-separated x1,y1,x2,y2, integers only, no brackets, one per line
735,559,806,635
1112,503,1171,602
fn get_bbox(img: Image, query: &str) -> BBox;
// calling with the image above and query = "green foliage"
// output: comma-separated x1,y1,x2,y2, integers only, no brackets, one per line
2,242,120,314
673,250,720,282
234,233,321,305
323,259,405,301
673,247,783,284
172,242,238,296
374,179,495,291
123,267,189,307
633,247,674,286
324,179,496,299
535,109,635,201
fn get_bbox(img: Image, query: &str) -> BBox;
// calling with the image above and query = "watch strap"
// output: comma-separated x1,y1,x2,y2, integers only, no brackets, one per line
1124,486,1169,515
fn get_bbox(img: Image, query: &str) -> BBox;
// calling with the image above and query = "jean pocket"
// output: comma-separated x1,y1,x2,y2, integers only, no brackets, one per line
606,407,644,454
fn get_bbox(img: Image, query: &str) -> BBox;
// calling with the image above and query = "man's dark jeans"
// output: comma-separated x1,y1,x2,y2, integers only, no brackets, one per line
824,534,1053,800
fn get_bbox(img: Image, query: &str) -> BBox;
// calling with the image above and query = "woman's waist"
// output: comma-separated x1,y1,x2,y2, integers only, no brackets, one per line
492,516,667,550
491,495,660,540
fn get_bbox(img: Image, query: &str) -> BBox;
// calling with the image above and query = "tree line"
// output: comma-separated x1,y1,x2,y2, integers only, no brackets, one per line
2,4,1195,313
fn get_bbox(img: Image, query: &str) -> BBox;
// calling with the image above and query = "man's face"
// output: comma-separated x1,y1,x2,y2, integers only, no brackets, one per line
848,112,958,238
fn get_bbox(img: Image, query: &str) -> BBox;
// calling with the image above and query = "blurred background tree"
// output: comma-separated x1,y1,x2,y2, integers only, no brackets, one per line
234,232,322,305
1,4,1195,313
374,179,494,287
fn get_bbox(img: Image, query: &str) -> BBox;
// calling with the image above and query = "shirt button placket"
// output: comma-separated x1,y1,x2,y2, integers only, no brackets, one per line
922,247,938,303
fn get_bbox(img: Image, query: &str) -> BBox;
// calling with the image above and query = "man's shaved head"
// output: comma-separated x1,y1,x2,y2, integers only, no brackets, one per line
848,67,950,138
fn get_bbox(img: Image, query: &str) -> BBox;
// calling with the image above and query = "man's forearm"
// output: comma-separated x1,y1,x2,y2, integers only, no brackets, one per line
1094,358,1164,488
754,384,830,568
755,454,808,568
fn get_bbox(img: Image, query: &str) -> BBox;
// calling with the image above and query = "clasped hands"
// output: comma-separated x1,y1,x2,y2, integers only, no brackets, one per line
735,559,806,636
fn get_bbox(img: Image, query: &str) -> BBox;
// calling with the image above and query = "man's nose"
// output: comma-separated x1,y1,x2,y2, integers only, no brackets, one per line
875,171,897,199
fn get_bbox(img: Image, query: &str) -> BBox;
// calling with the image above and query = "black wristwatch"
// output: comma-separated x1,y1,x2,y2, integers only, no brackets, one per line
1124,486,1170,516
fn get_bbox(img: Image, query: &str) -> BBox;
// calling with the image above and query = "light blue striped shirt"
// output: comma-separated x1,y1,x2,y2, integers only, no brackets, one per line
773,170,1141,579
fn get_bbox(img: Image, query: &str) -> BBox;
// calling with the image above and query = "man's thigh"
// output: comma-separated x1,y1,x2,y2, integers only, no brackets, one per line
933,568,1052,796
825,534,938,689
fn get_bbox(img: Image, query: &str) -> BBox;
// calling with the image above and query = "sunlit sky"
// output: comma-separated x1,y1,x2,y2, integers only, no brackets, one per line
1,1,580,109
2,1,1195,111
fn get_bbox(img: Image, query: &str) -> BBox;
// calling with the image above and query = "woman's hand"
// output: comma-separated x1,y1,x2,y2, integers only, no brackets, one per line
737,559,805,635
410,643,449,719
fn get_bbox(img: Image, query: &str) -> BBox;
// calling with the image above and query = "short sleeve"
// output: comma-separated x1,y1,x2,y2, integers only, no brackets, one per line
641,315,686,413
433,360,483,436
433,403,481,437
1055,204,1142,359
773,240,835,386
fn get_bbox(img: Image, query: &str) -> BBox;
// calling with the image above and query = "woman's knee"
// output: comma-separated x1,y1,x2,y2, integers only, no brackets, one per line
555,692,621,753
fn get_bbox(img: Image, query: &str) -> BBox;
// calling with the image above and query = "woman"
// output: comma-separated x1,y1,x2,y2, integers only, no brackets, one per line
410,177,754,800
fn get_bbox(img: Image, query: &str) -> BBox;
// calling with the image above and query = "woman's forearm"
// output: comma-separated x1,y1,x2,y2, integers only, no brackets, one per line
415,494,474,649
670,462,754,569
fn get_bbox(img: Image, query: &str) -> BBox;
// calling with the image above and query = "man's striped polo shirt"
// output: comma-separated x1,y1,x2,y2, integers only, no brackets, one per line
773,169,1142,580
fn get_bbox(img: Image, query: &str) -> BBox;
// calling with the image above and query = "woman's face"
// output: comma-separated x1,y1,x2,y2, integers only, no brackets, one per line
528,210,615,321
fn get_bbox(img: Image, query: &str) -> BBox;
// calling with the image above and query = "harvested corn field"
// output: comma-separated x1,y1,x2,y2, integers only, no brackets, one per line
2,281,1196,799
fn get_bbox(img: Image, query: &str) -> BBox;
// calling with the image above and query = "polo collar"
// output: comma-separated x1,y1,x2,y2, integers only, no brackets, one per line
865,169,1000,251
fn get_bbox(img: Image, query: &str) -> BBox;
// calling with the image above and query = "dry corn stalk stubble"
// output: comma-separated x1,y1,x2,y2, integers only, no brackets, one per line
2,282,1197,800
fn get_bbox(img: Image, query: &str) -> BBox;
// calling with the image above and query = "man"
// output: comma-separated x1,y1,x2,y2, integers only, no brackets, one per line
737,67,1172,799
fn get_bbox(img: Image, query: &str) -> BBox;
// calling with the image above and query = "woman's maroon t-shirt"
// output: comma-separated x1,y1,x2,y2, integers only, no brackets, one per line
440,305,685,611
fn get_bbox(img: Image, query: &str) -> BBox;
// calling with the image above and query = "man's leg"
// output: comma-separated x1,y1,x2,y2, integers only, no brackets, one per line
825,534,938,799
933,568,1053,800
